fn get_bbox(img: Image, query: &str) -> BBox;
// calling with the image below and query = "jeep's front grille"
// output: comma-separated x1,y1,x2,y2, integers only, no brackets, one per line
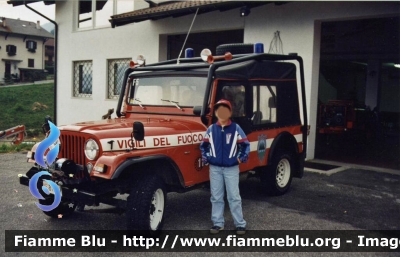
59,134,86,166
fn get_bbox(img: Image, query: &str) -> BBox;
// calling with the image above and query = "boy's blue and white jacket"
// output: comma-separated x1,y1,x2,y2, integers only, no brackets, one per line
200,120,250,167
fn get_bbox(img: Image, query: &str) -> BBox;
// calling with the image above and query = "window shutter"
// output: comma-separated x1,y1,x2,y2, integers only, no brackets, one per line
26,41,37,52
6,45,16,55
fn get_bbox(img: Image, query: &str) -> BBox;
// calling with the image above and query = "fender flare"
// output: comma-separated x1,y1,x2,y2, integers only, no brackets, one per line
268,132,299,160
268,132,303,177
111,155,185,187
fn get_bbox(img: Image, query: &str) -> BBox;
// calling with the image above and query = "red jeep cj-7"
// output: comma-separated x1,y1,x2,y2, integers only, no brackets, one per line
20,43,308,231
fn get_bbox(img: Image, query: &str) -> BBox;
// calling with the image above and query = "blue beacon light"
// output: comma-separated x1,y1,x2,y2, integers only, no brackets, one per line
254,43,264,54
185,48,194,58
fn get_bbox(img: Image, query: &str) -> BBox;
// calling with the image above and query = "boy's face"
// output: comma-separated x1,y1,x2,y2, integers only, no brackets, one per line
215,105,232,121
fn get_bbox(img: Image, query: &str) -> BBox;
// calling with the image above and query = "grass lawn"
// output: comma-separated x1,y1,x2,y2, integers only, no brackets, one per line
0,143,34,153
0,83,54,135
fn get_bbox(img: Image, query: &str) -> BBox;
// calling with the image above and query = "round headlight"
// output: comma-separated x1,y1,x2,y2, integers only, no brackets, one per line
84,139,99,160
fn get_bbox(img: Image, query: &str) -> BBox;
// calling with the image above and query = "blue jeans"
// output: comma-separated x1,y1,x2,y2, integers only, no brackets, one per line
209,164,246,228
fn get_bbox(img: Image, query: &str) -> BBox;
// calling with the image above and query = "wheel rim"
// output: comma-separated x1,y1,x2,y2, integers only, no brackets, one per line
149,188,164,230
276,158,291,188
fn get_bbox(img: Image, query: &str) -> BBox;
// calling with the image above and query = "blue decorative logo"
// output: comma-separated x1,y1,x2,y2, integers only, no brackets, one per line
29,171,62,211
257,134,267,162
28,121,61,211
35,121,60,168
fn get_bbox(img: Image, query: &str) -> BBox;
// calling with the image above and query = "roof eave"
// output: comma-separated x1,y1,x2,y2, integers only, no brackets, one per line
0,30,54,39
110,1,269,28
7,0,55,7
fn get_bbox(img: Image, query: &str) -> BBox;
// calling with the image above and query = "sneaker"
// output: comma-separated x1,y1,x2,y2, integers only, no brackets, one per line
236,227,246,235
210,226,224,234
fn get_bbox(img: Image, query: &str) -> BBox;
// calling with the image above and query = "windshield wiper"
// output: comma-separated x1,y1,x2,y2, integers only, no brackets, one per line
133,98,145,109
161,99,182,110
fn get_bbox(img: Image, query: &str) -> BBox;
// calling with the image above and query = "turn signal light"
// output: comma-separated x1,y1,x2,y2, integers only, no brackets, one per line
94,163,106,173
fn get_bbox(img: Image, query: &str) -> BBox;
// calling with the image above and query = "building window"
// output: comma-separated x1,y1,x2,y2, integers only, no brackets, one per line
73,61,93,97
77,0,134,29
95,0,114,27
28,59,34,68
78,0,93,28
26,40,37,52
6,45,17,56
107,58,130,99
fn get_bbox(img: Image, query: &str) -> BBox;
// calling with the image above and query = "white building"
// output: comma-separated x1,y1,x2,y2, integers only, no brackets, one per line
8,0,400,161
0,17,53,83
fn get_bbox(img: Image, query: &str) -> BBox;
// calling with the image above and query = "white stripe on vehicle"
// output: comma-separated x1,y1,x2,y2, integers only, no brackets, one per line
99,133,303,152
294,134,303,143
99,132,204,152
249,133,303,152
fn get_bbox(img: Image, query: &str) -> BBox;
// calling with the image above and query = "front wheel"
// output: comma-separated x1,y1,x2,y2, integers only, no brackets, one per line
261,151,293,196
126,175,167,231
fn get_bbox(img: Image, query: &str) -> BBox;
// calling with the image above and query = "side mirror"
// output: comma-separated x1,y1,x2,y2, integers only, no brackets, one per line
42,115,52,134
102,108,114,119
133,121,145,141
193,106,202,116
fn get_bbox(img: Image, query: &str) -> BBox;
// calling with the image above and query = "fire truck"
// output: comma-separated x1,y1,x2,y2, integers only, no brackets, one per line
19,43,308,231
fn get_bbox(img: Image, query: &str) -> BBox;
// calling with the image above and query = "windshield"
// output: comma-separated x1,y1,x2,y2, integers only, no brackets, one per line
127,76,207,107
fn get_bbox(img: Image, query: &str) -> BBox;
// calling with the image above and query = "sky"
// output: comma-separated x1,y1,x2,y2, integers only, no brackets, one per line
0,0,55,25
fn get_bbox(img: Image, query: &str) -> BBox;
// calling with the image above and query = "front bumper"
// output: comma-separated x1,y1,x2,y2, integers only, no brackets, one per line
19,174,98,206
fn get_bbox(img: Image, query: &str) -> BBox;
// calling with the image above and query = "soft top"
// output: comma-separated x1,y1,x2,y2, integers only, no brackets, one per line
215,60,296,80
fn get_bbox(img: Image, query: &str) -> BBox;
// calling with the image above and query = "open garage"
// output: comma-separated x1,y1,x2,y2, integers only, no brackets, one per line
315,16,400,170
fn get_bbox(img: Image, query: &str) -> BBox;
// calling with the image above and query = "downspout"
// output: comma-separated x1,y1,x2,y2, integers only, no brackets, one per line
24,2,58,125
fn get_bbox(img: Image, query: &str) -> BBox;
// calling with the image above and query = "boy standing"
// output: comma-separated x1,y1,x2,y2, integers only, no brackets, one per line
200,99,250,235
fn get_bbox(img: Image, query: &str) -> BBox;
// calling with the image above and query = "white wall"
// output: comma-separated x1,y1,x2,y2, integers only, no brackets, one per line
56,0,156,125
56,0,244,126
55,0,399,159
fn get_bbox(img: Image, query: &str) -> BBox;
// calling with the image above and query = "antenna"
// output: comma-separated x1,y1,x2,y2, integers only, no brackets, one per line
177,8,199,64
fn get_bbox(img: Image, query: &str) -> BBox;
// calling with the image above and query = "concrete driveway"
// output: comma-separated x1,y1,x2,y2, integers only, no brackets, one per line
0,152,399,257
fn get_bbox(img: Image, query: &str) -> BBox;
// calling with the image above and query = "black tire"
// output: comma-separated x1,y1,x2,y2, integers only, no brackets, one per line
216,43,254,55
126,175,167,231
39,197,76,218
261,151,293,196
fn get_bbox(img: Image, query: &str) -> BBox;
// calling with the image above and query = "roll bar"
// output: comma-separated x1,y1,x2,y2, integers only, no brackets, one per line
116,53,308,157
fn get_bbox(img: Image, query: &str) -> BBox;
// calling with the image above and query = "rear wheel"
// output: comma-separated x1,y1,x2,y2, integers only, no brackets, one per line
126,175,167,231
261,151,293,195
